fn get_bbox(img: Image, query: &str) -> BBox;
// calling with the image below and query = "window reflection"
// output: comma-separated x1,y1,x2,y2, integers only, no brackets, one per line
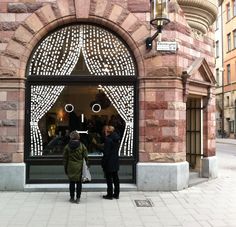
38,85,125,156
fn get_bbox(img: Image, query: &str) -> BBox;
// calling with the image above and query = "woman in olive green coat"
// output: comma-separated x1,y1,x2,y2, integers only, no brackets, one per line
63,131,88,204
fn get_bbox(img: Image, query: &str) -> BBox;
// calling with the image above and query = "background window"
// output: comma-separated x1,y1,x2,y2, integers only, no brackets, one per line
227,96,230,106
230,121,234,133
233,0,236,16
227,64,231,84
216,68,220,86
215,17,219,30
216,41,219,57
227,3,231,21
227,33,231,51
233,30,236,49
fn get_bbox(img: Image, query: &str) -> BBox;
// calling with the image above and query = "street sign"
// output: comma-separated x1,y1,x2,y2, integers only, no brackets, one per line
156,41,178,52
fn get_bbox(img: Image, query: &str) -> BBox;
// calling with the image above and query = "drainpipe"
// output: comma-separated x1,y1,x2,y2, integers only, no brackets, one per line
220,4,224,138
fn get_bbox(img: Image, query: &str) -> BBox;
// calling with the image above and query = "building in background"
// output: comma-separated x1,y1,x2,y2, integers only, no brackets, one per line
216,0,236,138
0,0,218,191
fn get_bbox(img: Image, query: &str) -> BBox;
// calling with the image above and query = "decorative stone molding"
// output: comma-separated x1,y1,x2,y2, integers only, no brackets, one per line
177,0,218,34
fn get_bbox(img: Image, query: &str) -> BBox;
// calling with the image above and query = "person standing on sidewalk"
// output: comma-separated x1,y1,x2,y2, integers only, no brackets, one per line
63,131,88,204
102,125,120,200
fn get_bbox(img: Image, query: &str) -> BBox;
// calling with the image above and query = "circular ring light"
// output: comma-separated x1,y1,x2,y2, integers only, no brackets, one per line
92,103,101,113
64,104,74,113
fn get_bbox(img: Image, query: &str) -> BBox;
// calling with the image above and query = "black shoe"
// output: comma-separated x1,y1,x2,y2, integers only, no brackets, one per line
69,198,75,203
103,195,113,200
75,198,80,204
113,194,119,199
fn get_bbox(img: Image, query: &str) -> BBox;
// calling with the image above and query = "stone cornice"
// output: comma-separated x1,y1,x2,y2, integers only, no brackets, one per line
177,0,218,34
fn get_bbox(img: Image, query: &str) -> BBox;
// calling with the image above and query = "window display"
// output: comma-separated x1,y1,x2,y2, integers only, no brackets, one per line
26,23,137,183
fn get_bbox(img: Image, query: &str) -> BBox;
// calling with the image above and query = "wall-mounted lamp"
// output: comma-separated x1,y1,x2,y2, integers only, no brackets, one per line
146,0,170,49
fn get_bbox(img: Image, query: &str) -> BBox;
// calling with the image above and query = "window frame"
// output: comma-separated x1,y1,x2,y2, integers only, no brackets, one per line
233,29,236,49
227,3,231,21
233,0,236,17
216,41,219,57
227,64,231,84
227,33,231,51
25,76,139,183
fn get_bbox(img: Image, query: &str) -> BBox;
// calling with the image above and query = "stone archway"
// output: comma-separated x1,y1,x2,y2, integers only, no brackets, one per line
4,0,147,80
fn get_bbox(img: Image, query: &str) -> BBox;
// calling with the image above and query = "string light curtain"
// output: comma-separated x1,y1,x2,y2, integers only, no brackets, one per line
28,24,135,156
98,85,134,156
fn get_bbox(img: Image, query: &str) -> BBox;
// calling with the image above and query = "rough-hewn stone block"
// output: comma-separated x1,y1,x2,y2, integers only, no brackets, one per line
12,152,23,163
0,13,15,22
6,39,25,58
57,0,71,17
94,0,107,17
128,0,149,12
0,22,20,31
131,25,149,42
0,152,11,163
109,5,123,23
1,136,17,143
8,3,43,13
0,92,7,101
14,25,33,44
2,120,17,126
24,13,44,33
0,102,17,110
121,13,138,31
37,5,56,24
75,0,90,18
0,3,7,13
149,152,185,162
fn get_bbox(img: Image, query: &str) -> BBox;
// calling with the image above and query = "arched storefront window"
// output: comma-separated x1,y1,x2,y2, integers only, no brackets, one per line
25,24,137,183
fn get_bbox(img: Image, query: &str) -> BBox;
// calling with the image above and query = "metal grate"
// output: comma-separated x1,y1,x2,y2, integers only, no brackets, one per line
134,199,153,207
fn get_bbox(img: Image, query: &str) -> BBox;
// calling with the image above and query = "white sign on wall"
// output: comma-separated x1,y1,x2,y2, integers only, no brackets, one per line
157,41,178,52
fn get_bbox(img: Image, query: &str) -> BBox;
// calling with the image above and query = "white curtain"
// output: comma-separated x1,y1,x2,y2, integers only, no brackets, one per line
98,85,134,156
29,26,82,156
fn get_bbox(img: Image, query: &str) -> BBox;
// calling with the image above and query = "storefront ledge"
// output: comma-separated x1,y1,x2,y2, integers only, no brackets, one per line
0,163,25,191
24,183,137,192
202,156,218,179
136,162,189,191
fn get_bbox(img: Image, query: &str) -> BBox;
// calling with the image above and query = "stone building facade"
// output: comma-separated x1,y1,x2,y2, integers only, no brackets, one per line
215,0,236,138
0,0,218,191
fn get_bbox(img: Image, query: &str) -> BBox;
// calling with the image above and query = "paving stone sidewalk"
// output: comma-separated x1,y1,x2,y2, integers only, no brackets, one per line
1,143,236,227
0,175,236,227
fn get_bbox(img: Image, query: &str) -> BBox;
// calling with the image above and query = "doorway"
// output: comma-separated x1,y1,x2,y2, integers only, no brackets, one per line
186,98,203,170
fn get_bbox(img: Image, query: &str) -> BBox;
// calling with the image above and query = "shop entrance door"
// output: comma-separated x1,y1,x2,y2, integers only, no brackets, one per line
186,98,203,170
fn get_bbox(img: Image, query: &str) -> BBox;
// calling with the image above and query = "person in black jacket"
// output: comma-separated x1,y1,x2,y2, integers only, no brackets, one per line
102,125,120,200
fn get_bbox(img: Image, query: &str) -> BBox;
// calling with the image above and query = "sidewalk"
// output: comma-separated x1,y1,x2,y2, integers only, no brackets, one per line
1,176,236,227
216,138,236,145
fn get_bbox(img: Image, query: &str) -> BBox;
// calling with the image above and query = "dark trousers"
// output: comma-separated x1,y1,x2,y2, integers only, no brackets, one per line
105,171,120,197
69,181,82,199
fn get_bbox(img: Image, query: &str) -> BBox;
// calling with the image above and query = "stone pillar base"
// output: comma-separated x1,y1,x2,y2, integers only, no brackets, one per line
202,156,218,179
0,163,25,191
136,161,189,191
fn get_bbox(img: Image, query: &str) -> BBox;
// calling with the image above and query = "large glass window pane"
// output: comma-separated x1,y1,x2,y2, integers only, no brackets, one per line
30,84,134,158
